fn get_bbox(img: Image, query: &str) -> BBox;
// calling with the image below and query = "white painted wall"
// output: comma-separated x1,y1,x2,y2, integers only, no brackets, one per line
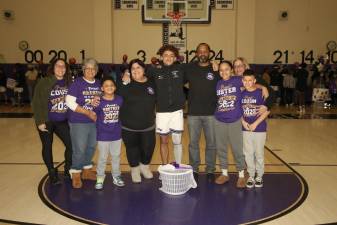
0,0,336,64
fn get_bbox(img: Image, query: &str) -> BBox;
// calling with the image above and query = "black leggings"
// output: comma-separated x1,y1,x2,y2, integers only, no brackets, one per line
37,121,72,171
122,129,155,167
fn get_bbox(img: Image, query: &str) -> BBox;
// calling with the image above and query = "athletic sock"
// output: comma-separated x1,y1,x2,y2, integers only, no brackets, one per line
173,144,182,164
222,169,228,176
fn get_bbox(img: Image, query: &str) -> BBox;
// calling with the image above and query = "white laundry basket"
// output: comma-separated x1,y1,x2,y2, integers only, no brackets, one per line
158,164,197,195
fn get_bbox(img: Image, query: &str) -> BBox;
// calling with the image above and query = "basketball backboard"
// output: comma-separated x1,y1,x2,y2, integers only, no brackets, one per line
142,0,211,24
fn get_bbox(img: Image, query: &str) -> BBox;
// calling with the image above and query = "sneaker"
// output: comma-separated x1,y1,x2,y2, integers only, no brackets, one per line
206,173,215,182
255,177,263,188
95,177,104,190
50,175,61,186
193,172,199,183
215,175,229,185
113,176,125,187
49,169,61,186
246,177,255,188
64,170,71,180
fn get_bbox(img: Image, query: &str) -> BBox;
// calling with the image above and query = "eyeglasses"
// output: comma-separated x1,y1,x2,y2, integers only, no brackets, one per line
84,67,96,71
55,64,66,68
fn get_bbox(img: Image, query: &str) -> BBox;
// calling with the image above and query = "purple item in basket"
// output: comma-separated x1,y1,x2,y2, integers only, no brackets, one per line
171,162,191,169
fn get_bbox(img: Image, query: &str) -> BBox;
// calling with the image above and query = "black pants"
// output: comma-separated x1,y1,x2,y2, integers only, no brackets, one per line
284,88,294,105
37,121,72,171
296,90,306,106
122,129,155,167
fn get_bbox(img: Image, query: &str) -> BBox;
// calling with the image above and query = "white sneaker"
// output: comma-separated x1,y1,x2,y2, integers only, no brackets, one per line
131,166,141,183
95,177,105,190
140,163,153,179
255,177,263,188
113,176,125,187
246,177,255,188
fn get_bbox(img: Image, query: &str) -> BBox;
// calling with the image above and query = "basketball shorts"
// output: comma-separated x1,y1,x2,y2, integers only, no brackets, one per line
156,109,184,135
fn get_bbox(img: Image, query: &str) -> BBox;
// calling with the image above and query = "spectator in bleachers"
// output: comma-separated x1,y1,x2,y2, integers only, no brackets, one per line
0,66,7,104
270,65,283,105
25,64,38,104
262,68,271,85
282,68,296,107
295,63,309,113
328,72,337,107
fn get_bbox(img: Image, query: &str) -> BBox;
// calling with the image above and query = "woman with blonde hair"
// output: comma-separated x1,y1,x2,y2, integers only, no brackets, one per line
233,57,274,112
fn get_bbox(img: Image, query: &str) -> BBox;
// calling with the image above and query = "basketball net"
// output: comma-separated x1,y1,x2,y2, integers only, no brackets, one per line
167,11,185,28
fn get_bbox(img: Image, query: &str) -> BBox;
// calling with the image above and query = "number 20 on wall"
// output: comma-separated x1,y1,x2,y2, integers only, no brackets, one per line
24,50,86,63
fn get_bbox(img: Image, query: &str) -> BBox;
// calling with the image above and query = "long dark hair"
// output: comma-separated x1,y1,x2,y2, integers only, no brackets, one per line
128,59,146,80
47,58,72,86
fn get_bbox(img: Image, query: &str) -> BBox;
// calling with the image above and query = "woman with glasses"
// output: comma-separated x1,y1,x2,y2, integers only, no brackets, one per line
66,58,101,188
32,59,73,185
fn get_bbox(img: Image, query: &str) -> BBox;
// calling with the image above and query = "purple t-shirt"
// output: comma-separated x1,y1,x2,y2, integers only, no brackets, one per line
67,77,101,123
242,89,267,132
48,79,68,122
95,96,123,141
214,76,243,123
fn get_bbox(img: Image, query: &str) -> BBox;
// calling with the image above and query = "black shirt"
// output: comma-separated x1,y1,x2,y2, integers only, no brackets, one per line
184,62,220,116
118,79,156,130
255,76,274,110
147,63,185,112
295,68,308,91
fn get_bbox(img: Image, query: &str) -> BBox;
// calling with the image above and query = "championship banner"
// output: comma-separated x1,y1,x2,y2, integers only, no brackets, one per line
163,24,187,59
188,0,203,10
114,0,139,9
214,0,234,9
151,0,166,9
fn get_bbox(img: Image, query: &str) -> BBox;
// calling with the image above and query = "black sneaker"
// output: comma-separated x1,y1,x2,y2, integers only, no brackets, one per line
49,168,61,185
255,177,263,188
64,171,71,179
50,175,61,185
193,172,199,183
206,173,215,182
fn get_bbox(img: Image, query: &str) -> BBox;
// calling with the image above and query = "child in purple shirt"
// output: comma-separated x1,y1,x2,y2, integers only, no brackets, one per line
214,61,246,188
94,76,125,189
241,69,270,188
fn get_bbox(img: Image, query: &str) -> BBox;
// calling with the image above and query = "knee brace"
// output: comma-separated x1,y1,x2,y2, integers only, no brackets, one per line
172,133,182,145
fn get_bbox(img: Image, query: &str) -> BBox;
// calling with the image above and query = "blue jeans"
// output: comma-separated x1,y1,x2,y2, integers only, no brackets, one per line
188,116,216,173
69,123,97,170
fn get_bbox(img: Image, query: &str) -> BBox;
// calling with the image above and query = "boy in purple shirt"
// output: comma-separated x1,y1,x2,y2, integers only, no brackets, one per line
241,69,270,188
95,76,124,189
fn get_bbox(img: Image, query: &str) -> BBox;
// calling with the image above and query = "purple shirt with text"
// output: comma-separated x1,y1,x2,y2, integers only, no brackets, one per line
215,76,243,123
67,77,101,123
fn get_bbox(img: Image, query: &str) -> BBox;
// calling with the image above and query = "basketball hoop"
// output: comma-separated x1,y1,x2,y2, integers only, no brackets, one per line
167,11,185,27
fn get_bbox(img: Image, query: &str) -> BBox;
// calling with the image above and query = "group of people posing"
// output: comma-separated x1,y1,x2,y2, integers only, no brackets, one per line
32,43,273,190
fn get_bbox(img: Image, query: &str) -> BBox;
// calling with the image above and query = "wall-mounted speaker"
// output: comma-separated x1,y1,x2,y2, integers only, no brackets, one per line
2,10,15,20
279,10,288,21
